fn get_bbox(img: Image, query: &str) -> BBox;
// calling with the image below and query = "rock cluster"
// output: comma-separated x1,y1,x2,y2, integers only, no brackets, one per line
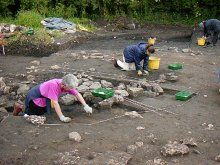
24,115,46,125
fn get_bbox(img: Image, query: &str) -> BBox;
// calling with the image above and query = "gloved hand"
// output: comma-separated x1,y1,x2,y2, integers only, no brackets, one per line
143,70,149,76
137,70,143,76
59,115,71,123
84,104,93,114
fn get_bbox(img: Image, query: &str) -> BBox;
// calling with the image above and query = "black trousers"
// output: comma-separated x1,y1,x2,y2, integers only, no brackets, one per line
28,100,46,115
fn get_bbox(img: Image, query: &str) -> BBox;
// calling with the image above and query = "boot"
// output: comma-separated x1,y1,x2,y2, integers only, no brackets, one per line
13,102,24,116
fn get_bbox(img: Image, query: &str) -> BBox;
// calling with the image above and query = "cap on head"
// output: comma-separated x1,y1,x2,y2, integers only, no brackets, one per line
62,74,78,88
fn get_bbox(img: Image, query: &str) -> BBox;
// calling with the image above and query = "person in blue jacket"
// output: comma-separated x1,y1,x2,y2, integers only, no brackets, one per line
199,19,220,46
115,42,155,76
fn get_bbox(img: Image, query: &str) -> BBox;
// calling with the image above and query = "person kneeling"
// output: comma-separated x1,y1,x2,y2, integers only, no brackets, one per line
114,42,155,76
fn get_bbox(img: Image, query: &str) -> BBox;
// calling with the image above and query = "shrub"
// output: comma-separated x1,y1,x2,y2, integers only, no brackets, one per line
16,10,44,28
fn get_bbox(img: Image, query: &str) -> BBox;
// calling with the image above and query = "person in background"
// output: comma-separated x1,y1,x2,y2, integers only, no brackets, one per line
13,74,92,123
199,19,220,46
114,42,155,76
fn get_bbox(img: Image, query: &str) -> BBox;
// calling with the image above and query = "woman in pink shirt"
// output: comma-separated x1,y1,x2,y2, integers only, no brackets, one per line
22,74,92,123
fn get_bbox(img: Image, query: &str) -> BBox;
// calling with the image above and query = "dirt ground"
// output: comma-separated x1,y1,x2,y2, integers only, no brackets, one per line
0,24,220,165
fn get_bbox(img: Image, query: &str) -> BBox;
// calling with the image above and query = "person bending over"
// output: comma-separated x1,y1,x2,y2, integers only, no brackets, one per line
199,19,220,46
13,74,92,123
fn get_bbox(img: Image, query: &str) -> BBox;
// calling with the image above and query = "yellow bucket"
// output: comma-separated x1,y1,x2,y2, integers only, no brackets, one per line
149,56,160,70
148,38,156,45
197,38,205,46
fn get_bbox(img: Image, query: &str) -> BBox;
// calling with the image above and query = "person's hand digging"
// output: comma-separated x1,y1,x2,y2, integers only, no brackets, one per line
84,104,93,114
59,115,71,123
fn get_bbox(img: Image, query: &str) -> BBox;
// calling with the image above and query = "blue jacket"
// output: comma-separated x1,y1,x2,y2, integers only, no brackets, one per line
123,42,149,71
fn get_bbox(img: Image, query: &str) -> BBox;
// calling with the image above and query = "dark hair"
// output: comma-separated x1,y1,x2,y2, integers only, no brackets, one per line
147,44,155,54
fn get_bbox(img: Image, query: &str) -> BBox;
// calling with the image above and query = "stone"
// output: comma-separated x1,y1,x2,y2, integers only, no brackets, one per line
98,98,114,109
144,90,157,97
135,141,144,147
82,81,93,86
136,126,145,130
24,115,46,125
83,92,95,102
125,111,143,119
215,154,220,162
89,82,102,90
69,132,82,142
205,123,214,130
91,151,132,165
140,82,152,90
0,77,10,94
59,94,77,105
182,48,191,53
165,72,178,82
115,90,129,97
146,158,167,165
127,87,144,97
27,75,35,81
151,83,164,94
30,60,40,65
88,76,94,80
0,96,8,107
17,84,30,95
168,47,178,52
77,85,90,93
53,150,80,165
50,65,61,70
88,68,96,72
127,145,138,154
101,80,113,88
90,55,104,59
180,137,197,147
161,141,189,156
113,95,124,103
76,74,82,79
0,107,7,113
117,83,126,90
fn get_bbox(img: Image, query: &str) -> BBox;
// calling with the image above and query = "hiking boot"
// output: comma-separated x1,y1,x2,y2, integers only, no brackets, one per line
13,102,24,116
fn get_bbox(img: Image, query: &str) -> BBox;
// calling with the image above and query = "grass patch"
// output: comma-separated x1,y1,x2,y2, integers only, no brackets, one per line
68,17,96,32
15,10,44,28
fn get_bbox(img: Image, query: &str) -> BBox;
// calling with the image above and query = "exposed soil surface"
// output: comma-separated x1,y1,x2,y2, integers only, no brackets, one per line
0,23,220,165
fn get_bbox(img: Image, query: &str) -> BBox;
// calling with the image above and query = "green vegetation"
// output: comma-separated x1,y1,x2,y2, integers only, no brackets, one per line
1,0,219,27
16,10,44,28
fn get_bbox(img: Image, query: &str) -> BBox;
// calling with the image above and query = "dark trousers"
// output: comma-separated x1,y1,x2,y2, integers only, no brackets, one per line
212,32,219,45
28,100,46,115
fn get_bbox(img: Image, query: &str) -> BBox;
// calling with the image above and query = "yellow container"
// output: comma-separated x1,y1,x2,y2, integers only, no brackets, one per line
197,38,205,46
148,38,156,45
149,56,160,70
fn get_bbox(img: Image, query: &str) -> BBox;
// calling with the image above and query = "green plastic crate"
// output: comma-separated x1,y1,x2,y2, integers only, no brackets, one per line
92,88,114,99
168,63,183,70
175,91,193,101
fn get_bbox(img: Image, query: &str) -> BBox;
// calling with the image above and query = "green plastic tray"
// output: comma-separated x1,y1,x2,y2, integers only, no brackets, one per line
92,88,114,99
168,63,183,70
175,91,193,101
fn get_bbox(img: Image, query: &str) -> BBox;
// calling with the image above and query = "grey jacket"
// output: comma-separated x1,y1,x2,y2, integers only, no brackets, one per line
203,19,220,36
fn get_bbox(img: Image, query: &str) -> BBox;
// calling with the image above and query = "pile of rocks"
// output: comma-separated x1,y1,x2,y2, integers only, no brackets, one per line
24,115,46,125
0,24,24,35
